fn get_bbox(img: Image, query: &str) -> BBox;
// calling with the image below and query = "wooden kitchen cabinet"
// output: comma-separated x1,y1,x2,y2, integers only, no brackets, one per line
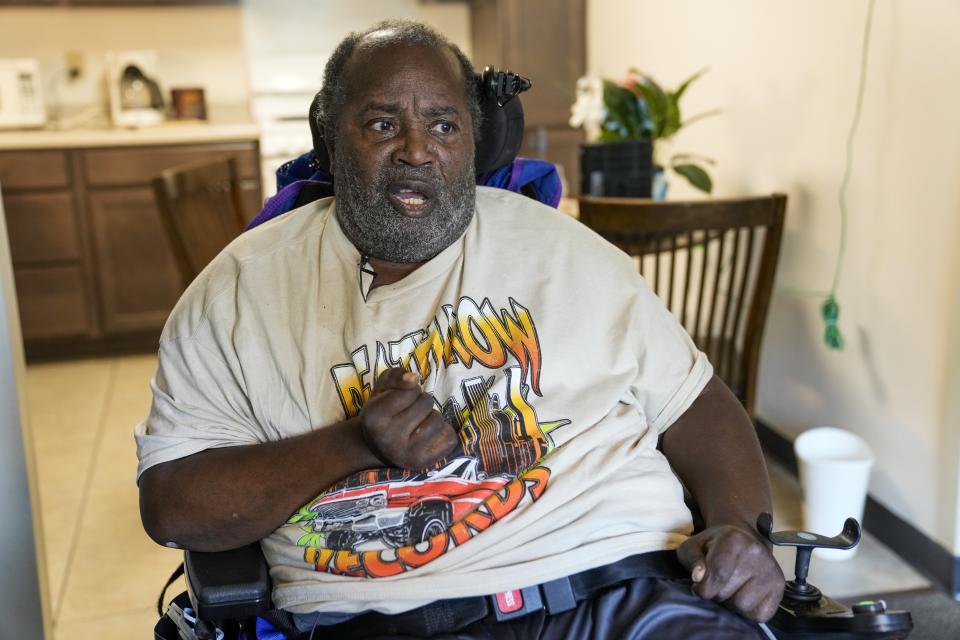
87,188,184,334
14,266,90,340
0,150,71,189
0,140,260,358
4,192,82,264
470,0,586,194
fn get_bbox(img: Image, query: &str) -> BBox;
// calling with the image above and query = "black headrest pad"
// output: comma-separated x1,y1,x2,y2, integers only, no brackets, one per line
474,95,524,175
308,91,525,177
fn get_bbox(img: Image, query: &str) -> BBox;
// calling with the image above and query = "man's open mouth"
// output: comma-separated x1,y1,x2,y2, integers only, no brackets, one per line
388,180,436,217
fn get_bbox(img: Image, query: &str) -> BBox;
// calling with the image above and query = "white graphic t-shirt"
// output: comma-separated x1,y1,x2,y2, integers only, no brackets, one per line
136,187,713,615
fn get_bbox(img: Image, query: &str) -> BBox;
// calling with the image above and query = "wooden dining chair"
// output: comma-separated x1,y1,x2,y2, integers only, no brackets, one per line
152,157,248,290
578,195,787,417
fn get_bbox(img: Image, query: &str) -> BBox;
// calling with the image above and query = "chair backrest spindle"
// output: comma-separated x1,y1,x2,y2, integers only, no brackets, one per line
577,195,787,416
153,158,248,291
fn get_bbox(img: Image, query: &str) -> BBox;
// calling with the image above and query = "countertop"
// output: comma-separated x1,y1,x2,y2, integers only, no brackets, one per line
0,108,259,151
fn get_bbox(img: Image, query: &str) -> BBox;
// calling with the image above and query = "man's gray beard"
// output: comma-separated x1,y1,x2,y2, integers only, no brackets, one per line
334,153,476,264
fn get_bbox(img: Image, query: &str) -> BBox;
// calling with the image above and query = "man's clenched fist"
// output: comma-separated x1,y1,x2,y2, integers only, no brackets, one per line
677,524,785,622
358,368,459,469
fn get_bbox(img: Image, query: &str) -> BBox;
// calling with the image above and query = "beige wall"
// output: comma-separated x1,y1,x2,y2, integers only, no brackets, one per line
0,6,251,111
588,0,960,552
0,2,470,115
242,0,470,59
241,0,471,93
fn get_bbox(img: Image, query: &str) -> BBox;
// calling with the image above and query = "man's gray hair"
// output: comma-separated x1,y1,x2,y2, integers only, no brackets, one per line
315,20,482,155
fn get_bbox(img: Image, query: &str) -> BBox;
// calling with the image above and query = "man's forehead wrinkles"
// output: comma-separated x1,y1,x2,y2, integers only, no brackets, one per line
360,101,402,114
424,105,460,117
354,97,463,119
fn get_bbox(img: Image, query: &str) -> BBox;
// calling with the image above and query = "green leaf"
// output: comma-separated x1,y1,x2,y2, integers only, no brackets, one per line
681,108,722,130
632,77,669,138
674,67,708,102
602,80,645,139
598,128,627,142
662,94,682,138
671,152,716,166
662,69,707,138
673,163,713,193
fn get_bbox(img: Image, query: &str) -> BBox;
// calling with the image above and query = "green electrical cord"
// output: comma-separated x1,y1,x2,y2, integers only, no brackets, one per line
777,0,875,350
827,0,876,350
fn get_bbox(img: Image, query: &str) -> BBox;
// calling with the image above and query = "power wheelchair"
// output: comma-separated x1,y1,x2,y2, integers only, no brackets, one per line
154,513,913,640
152,67,913,640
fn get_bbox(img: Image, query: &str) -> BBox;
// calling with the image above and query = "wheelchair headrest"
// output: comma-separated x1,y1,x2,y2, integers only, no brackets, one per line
309,66,531,176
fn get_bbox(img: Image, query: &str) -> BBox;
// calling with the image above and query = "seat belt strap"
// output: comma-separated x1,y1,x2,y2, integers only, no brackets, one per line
540,576,577,614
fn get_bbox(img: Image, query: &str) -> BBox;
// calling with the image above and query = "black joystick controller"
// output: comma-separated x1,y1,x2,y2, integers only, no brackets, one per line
756,512,913,640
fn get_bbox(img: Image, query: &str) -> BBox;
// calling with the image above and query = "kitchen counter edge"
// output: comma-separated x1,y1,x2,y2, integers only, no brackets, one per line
0,122,260,150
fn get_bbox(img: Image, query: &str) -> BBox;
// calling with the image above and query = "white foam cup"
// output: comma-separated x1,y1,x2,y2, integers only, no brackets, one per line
794,427,874,561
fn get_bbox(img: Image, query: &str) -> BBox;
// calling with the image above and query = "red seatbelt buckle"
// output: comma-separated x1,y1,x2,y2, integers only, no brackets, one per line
490,586,543,621
496,590,523,613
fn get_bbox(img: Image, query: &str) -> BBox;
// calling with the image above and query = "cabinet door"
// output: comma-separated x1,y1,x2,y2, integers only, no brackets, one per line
87,188,182,334
83,143,260,188
472,0,586,129
4,192,82,264
14,266,91,340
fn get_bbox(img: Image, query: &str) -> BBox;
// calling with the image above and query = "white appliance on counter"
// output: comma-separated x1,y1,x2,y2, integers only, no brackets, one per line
106,51,165,128
0,59,46,130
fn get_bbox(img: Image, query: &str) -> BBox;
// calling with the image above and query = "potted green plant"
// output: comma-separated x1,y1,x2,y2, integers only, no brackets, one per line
571,69,718,198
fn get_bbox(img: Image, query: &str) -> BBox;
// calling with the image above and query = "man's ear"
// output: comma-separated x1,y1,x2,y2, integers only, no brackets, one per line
309,91,333,173
325,141,334,172
311,119,334,174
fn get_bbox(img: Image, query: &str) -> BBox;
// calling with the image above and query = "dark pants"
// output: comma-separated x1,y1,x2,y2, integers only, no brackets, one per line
295,577,769,639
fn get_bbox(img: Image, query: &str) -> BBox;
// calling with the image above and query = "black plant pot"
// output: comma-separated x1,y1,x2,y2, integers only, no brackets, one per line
579,139,653,198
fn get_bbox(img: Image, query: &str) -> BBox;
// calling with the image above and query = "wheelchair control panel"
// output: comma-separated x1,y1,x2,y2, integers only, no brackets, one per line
757,512,914,640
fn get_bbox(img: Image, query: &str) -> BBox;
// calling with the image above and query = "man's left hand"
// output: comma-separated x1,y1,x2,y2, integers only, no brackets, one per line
676,524,785,623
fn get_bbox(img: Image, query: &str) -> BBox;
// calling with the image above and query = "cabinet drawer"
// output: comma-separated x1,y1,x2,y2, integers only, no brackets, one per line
4,192,81,263
83,143,260,186
14,265,91,340
0,150,71,190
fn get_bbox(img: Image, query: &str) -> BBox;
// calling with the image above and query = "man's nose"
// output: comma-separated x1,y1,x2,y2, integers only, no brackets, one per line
392,126,434,167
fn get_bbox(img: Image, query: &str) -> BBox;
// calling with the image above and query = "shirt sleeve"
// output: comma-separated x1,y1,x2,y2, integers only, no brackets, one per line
628,274,713,434
135,334,263,480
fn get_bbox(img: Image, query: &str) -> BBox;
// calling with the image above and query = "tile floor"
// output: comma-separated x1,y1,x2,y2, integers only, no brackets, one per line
24,353,931,638
27,354,181,639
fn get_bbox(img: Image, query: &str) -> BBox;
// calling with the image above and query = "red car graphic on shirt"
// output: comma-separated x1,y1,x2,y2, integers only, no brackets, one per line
306,456,510,551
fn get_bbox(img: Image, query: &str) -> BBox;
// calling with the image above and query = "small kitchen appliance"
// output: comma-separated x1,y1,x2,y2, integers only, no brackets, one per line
106,51,165,128
0,58,47,130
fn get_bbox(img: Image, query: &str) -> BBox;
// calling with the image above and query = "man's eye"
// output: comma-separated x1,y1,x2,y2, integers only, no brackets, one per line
371,120,395,132
431,121,456,134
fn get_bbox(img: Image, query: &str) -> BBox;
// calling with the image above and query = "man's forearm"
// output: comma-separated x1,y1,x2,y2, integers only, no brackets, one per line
659,375,772,534
139,417,381,552
663,375,785,622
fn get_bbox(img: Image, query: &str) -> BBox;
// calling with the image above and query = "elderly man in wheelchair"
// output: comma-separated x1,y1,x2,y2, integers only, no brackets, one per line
139,20,912,640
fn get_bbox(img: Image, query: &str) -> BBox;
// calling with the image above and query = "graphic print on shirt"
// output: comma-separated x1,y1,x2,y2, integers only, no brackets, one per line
286,296,571,578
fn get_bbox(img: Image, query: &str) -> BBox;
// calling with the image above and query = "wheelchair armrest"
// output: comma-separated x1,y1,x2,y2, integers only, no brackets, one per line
185,542,272,622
